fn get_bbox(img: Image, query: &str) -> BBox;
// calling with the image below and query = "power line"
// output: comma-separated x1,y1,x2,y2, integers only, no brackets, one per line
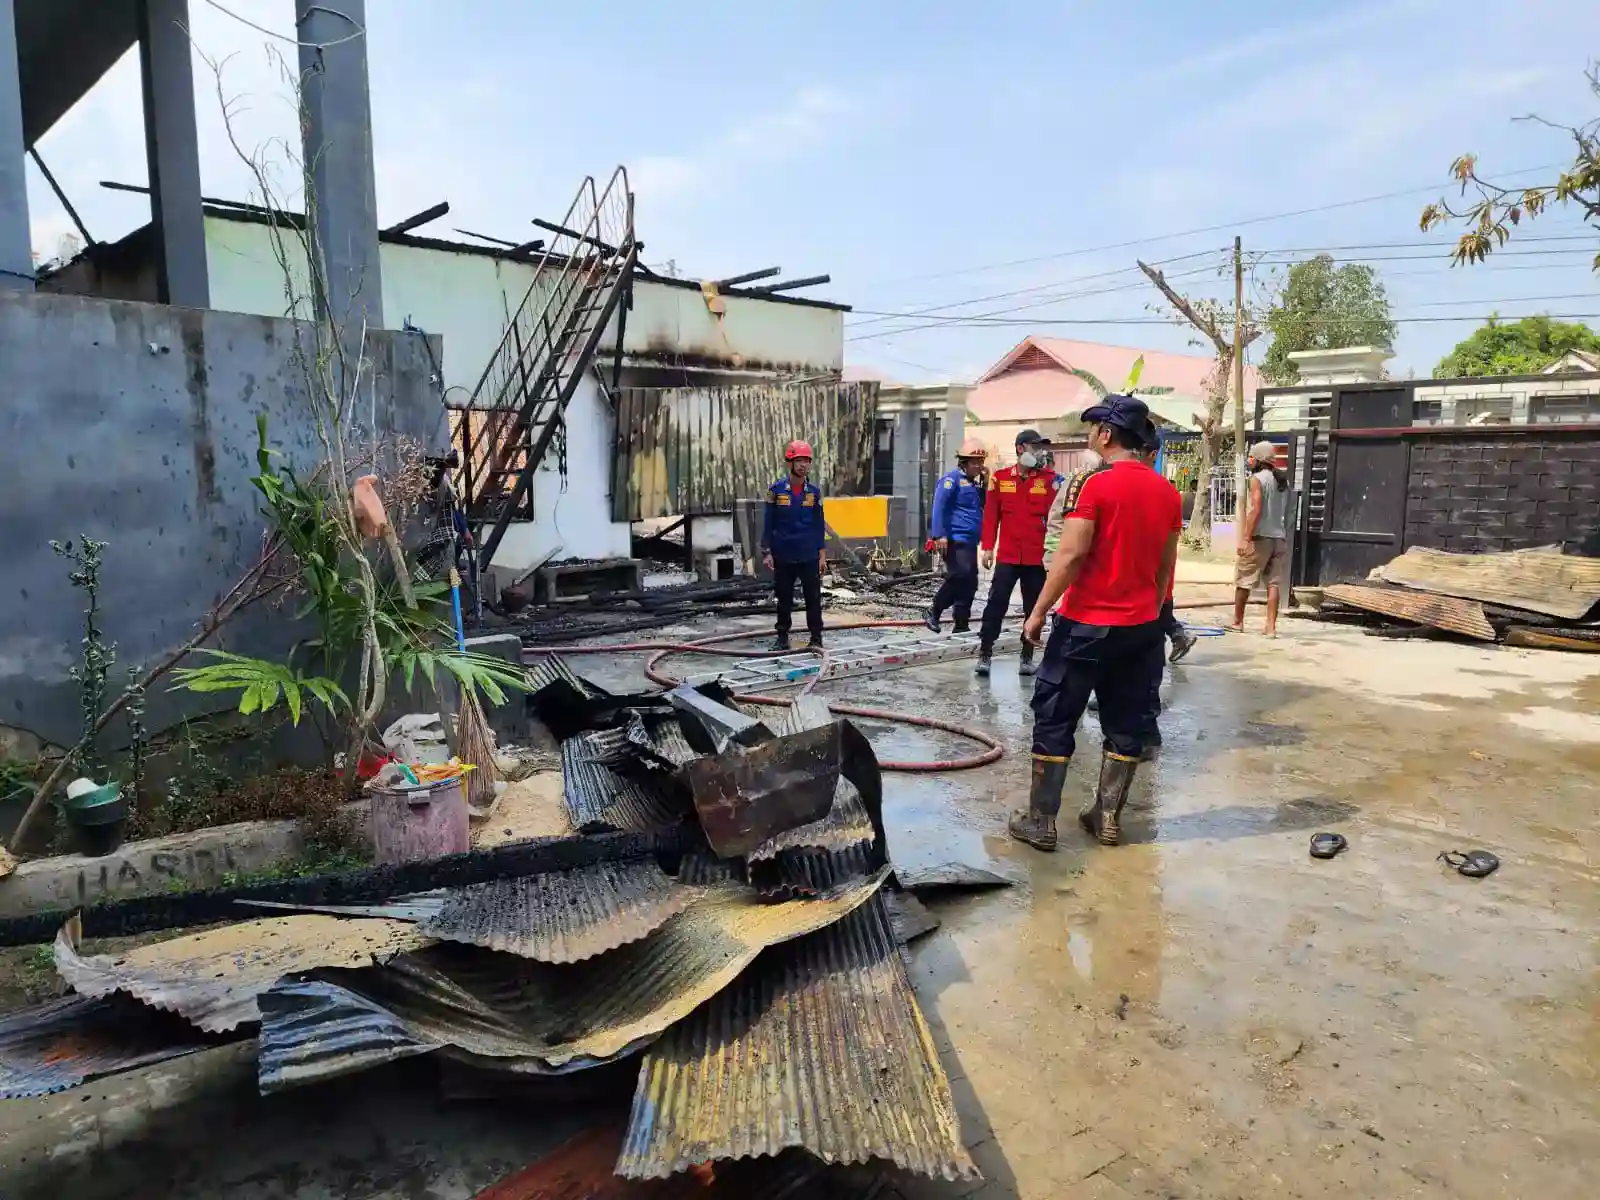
850,312,1600,337
845,263,1227,343
843,249,1226,332
1246,233,1597,254
856,163,1563,289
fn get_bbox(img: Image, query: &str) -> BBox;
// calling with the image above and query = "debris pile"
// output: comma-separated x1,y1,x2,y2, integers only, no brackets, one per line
0,657,993,1192
1311,546,1600,650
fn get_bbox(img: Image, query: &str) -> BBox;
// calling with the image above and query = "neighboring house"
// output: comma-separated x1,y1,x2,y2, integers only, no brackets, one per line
1544,349,1600,374
964,336,1260,462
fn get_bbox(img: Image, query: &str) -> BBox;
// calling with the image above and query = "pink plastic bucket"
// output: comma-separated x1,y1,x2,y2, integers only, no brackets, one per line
369,775,469,865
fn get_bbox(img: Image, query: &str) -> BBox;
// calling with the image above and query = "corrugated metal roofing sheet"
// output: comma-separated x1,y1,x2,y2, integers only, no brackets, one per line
527,655,607,699
420,861,698,963
748,841,875,900
1324,583,1497,641
611,381,877,522
746,778,874,862
561,731,686,834
242,863,700,963
1371,546,1600,620
255,866,889,1086
0,994,223,1099
617,893,976,1182
53,913,430,1032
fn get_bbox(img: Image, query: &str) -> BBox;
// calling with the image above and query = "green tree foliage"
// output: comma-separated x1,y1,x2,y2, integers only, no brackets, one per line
1433,314,1600,377
1262,255,1397,385
1420,63,1599,270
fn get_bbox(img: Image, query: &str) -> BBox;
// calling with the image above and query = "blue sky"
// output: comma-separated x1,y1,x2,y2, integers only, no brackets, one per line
24,0,1600,381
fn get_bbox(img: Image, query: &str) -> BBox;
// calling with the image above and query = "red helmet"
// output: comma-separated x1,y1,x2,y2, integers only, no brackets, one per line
785,440,814,460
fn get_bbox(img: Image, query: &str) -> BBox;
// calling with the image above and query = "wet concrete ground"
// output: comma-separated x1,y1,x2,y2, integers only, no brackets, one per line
3,595,1597,1198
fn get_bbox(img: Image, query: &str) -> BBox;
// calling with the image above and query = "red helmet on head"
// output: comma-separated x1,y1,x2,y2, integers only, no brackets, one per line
785,440,814,460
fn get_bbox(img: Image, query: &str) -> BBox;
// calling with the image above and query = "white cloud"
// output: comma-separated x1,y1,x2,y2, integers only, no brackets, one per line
1163,0,1445,80
628,85,855,207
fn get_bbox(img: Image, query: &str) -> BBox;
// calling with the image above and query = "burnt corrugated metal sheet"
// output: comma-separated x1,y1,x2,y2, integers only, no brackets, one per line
617,893,976,1182
243,863,699,963
748,841,874,901
421,861,697,963
746,779,873,862
255,867,889,1086
527,655,607,699
561,731,687,834
1324,583,1497,641
54,913,430,1032
748,699,874,860
257,974,444,1093
676,854,743,887
0,994,223,1099
612,381,878,522
1371,546,1600,620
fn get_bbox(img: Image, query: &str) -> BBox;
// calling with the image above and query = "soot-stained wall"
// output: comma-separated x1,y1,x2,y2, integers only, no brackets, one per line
0,291,445,749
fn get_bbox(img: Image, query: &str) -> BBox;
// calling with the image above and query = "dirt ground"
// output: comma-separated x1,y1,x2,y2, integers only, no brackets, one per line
2,581,1596,1199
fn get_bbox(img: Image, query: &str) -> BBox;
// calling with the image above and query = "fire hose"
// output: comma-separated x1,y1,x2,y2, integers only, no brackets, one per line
522,599,1239,773
522,619,1002,772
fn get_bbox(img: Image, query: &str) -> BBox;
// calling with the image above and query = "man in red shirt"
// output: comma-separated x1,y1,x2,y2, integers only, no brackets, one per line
975,429,1062,678
1009,396,1182,852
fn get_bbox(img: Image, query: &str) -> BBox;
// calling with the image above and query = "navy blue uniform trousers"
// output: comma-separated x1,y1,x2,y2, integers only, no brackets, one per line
1031,615,1164,761
931,541,980,626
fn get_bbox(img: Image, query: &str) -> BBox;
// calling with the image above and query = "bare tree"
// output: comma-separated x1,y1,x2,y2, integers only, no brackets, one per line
1137,261,1260,549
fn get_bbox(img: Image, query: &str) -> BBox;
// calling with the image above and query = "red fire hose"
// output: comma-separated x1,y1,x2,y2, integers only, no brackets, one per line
522,619,1003,772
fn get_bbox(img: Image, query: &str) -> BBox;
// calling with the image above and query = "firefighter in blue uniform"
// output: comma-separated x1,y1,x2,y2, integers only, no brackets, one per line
760,439,827,651
924,437,989,633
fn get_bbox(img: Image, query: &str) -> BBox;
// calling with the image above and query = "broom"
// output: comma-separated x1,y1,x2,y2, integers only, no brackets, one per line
449,563,500,818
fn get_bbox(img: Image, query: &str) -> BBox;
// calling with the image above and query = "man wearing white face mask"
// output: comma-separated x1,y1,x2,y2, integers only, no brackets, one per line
975,429,1063,677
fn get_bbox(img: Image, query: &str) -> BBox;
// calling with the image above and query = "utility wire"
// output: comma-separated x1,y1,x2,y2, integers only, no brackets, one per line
851,312,1600,335
843,249,1226,331
857,164,1564,289
200,0,367,49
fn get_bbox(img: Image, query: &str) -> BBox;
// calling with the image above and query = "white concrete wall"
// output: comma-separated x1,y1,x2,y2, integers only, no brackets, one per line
200,218,848,571
622,280,843,373
202,219,628,571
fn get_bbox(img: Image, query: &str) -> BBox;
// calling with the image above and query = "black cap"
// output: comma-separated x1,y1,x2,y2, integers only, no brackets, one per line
1139,420,1162,453
1015,428,1045,445
1080,394,1151,432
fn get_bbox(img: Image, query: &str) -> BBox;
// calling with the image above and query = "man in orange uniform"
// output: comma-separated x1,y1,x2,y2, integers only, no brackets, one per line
975,430,1062,678
1009,397,1182,852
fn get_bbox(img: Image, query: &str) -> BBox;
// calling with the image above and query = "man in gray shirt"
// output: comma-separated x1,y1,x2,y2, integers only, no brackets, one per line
1230,441,1290,638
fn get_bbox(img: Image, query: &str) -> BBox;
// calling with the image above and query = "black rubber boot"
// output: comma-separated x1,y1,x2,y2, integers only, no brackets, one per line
1018,640,1036,677
952,618,971,634
923,607,941,633
1009,757,1067,852
1169,629,1197,663
772,633,791,652
806,634,824,650
974,648,992,677
1079,751,1139,847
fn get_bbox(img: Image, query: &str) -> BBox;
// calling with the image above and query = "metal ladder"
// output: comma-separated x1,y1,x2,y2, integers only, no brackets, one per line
676,627,1023,692
457,168,640,572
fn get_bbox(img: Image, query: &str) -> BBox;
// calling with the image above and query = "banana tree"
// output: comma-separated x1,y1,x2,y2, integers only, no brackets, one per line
1066,354,1174,400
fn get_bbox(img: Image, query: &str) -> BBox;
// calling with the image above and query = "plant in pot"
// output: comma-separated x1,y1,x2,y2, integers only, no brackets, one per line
57,778,129,857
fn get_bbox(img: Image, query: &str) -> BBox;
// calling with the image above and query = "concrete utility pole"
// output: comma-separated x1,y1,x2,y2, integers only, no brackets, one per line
1232,236,1246,524
139,0,210,308
0,0,34,292
296,0,384,334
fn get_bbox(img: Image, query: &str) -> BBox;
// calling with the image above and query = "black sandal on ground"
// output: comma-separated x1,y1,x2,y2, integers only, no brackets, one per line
1438,849,1499,878
1309,832,1348,859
